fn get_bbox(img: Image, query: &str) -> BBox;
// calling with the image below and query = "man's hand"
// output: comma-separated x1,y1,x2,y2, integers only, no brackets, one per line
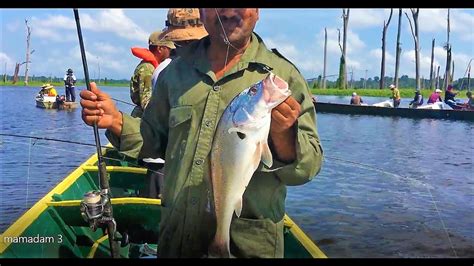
80,82,123,136
269,96,301,163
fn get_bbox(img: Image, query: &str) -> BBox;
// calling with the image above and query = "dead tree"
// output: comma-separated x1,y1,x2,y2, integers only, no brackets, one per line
405,8,421,91
451,61,455,84
435,65,441,89
322,27,327,89
24,19,32,86
430,38,436,89
443,9,452,90
337,9,350,89
380,9,393,89
394,8,402,88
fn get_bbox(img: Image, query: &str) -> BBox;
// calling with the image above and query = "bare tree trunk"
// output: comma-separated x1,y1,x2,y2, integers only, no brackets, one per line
323,27,327,89
468,65,471,92
435,65,441,89
430,38,436,89
451,61,455,84
405,9,421,91
380,9,393,90
337,9,350,89
24,19,32,86
394,8,402,88
13,63,20,84
444,9,451,90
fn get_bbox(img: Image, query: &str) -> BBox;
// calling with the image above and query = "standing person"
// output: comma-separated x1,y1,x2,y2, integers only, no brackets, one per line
130,30,175,118
63,68,77,102
389,84,401,108
80,8,323,258
151,8,208,88
350,92,363,105
427,88,443,104
409,90,423,108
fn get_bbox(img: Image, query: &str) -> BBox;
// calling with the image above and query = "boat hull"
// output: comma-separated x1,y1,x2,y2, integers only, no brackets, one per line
314,102,474,121
0,149,326,258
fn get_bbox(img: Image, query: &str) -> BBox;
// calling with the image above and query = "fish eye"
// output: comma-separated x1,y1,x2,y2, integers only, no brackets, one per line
248,86,257,95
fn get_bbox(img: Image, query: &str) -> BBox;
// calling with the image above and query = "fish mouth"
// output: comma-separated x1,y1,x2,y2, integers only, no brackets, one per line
263,73,291,107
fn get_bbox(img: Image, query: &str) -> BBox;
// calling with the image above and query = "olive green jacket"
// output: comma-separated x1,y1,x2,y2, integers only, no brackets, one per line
106,33,323,258
130,61,154,118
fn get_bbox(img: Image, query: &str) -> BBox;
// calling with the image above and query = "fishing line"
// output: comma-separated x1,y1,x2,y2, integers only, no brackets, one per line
0,133,113,149
111,97,135,107
1,137,164,176
324,154,458,256
26,138,33,209
426,186,458,257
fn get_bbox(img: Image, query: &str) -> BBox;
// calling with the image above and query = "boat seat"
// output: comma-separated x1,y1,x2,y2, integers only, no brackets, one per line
46,197,161,244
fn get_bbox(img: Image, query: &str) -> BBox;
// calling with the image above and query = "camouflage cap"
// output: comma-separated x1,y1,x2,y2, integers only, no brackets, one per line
148,30,176,49
162,8,208,42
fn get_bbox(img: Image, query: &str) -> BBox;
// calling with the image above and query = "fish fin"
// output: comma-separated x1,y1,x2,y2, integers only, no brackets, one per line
261,142,273,168
234,197,243,217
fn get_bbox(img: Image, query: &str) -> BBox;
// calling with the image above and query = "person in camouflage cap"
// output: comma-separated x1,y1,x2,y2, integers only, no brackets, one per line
130,30,175,118
151,8,208,88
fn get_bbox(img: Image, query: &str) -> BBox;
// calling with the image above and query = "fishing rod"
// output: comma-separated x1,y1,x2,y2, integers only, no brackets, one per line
73,8,121,258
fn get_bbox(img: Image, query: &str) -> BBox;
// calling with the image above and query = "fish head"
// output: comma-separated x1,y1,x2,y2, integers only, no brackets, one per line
230,73,290,132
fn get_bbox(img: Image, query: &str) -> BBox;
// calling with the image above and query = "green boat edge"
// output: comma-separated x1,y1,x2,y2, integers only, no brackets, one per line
0,148,327,258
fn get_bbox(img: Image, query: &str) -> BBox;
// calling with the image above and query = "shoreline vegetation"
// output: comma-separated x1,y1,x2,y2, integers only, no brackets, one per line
1,81,468,99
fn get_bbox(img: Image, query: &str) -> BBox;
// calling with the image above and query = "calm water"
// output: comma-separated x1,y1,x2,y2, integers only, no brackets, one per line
0,87,472,258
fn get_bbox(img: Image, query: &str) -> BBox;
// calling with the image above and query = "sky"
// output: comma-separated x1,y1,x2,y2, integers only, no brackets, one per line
1,8,473,82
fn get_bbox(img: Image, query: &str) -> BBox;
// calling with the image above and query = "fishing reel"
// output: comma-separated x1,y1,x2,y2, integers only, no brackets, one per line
80,190,129,247
80,190,107,231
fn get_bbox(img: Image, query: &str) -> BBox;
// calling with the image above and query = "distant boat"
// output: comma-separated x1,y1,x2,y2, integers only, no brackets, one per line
314,101,474,121
35,94,78,110
0,148,327,258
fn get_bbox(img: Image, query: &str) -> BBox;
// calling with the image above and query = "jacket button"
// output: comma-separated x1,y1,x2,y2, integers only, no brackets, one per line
195,159,203,165
191,197,198,205
205,120,211,127
213,85,221,92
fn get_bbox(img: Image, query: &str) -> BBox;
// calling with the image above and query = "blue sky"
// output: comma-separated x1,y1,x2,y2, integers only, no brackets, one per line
1,8,473,82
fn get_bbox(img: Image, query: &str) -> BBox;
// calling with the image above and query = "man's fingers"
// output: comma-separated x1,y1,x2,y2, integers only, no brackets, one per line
80,89,97,101
80,98,100,109
82,107,104,116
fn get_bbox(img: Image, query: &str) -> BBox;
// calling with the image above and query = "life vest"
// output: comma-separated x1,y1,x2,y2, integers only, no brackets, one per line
131,47,158,68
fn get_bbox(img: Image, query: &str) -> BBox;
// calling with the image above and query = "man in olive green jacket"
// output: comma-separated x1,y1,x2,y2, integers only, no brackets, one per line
80,8,323,258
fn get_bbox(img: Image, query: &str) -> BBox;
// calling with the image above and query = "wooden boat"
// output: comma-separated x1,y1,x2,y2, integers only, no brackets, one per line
314,101,474,121
35,95,78,110
0,148,327,258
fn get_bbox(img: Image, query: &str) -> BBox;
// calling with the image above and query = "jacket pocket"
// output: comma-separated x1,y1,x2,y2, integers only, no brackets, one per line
169,105,192,128
230,216,284,258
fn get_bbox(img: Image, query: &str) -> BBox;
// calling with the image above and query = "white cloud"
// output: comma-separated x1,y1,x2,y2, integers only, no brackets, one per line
6,21,21,32
350,9,394,29
0,53,16,71
80,9,148,42
29,10,148,43
93,42,123,54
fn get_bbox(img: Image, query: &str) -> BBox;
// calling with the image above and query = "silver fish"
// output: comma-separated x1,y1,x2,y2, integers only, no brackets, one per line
208,73,291,258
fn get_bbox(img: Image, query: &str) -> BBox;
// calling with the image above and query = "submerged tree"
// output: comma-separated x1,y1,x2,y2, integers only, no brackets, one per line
380,9,393,90
24,19,32,86
337,9,349,89
430,38,436,89
394,8,402,88
405,8,421,91
444,9,452,90
322,27,328,89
